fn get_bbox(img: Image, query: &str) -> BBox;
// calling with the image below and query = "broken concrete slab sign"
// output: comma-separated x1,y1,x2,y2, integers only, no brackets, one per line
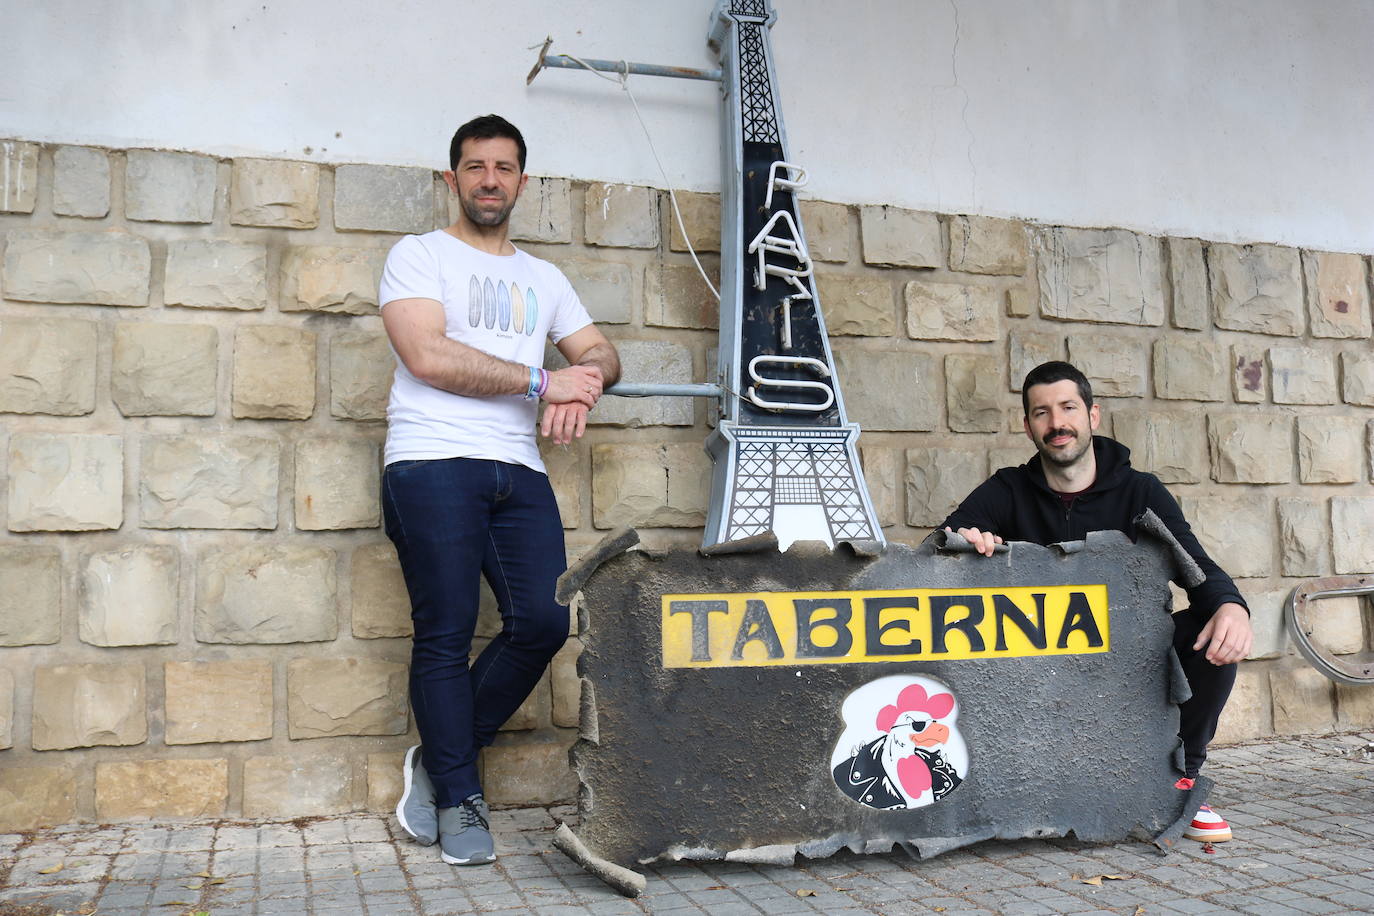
560,529,1202,895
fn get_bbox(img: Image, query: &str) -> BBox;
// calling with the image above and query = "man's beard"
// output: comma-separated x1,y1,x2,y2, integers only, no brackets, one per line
1034,427,1091,467
460,191,515,227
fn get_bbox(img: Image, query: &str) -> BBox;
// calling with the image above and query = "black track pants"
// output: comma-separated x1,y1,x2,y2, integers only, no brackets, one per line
1172,606,1239,778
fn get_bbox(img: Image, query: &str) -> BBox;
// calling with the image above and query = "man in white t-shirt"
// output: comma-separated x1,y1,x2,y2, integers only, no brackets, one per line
381,114,620,866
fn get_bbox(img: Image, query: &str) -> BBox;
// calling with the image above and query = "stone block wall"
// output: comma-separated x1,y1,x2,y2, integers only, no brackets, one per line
2,137,1372,829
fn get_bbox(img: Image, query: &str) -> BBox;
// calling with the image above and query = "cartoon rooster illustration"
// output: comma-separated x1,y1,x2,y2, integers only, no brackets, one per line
833,682,964,810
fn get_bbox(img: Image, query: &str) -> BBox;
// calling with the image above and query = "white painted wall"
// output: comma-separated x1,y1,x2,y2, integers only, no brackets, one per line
4,0,1372,252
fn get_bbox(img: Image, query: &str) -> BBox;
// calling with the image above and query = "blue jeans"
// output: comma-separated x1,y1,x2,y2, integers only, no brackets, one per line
382,457,569,807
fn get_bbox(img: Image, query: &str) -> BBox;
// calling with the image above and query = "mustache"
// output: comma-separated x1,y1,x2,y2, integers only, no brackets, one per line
1044,428,1076,440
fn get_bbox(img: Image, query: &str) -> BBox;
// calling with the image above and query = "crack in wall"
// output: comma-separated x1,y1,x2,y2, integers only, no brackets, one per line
929,0,978,211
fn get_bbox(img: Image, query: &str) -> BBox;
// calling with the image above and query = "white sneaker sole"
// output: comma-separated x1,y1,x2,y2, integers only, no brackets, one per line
396,745,435,846
440,850,496,866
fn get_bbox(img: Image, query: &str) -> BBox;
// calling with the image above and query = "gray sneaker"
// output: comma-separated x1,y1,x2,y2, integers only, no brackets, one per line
438,794,495,866
396,745,437,846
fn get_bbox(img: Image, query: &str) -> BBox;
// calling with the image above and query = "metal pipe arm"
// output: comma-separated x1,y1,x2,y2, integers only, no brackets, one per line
539,55,722,83
527,38,722,85
604,383,723,398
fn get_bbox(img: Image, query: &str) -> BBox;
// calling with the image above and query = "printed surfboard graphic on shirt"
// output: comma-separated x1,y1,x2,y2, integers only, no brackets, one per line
511,283,525,335
465,275,545,335
483,277,497,329
524,287,538,336
497,281,511,332
468,276,482,328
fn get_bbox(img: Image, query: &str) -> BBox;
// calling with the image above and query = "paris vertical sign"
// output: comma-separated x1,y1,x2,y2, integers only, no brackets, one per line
704,0,884,552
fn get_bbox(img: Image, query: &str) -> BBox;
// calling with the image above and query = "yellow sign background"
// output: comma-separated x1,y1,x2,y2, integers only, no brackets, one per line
662,585,1110,668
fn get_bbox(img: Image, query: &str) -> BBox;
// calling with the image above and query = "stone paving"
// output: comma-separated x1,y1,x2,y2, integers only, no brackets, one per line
2,731,1372,915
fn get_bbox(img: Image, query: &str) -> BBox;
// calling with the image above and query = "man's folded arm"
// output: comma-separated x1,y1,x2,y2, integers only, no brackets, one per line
556,324,621,389
383,297,600,406
383,297,530,397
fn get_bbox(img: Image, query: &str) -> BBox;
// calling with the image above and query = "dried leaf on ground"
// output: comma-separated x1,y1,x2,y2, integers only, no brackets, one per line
1081,873,1127,885
795,888,816,897
38,863,64,875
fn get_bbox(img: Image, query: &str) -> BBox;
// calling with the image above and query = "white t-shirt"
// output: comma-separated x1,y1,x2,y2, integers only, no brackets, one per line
378,230,593,471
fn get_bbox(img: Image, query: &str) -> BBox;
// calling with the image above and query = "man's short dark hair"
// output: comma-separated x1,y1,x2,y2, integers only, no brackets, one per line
449,114,527,173
1021,361,1094,415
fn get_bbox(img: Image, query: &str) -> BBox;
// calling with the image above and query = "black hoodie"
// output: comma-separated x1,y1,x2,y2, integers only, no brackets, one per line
940,436,1248,621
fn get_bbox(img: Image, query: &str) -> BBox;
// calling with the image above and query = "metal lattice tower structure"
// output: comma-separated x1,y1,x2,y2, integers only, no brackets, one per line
703,0,884,552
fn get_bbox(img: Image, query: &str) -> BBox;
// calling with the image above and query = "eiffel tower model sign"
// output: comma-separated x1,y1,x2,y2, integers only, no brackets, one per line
704,0,883,552
526,0,884,553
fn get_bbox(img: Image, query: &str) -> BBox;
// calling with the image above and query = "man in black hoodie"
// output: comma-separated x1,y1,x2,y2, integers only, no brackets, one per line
942,361,1252,843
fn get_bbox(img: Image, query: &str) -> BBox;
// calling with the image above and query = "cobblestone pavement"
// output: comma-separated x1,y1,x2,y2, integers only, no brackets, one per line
2,732,1371,916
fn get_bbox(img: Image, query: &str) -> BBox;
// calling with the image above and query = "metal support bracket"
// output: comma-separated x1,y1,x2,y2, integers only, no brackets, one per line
527,35,724,409
527,36,722,85
1285,574,1374,685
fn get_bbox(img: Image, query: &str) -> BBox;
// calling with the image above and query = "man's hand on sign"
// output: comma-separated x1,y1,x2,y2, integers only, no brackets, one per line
946,526,1003,557
1193,602,1252,665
